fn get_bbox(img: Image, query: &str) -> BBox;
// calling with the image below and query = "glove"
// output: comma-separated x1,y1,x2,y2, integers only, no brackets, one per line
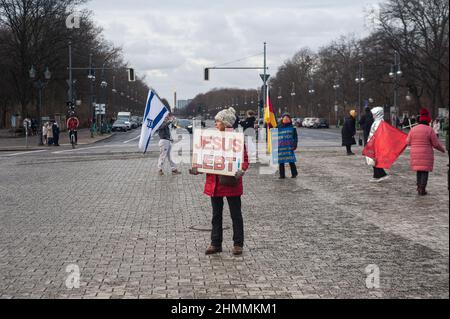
292,147,297,151
235,170,245,178
189,168,199,175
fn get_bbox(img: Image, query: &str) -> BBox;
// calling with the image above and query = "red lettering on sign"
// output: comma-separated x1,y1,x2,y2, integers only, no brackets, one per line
203,154,214,169
225,157,236,172
214,156,225,171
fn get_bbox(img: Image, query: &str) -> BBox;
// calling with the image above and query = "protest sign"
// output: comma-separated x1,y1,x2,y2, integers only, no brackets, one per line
271,127,297,164
192,129,244,176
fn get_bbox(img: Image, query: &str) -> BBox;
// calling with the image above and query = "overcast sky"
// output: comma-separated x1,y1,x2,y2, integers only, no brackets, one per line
87,0,381,103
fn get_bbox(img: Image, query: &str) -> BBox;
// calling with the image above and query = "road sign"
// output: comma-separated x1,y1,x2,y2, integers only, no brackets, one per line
260,74,270,82
95,104,106,115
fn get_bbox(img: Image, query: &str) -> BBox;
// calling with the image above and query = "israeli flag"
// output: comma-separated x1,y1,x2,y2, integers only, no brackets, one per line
138,90,169,154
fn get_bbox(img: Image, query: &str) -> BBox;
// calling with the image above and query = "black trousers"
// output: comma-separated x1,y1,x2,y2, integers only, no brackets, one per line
373,167,387,179
346,145,353,153
417,171,429,186
279,163,298,178
211,196,244,248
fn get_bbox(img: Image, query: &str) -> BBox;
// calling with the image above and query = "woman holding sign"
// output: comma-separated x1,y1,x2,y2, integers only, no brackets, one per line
190,107,249,256
278,114,298,179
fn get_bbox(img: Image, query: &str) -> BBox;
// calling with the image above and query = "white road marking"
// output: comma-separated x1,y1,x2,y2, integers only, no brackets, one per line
123,135,140,144
52,144,133,154
4,150,47,157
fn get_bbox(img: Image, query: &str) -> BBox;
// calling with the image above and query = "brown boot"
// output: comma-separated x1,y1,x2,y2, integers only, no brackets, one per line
205,245,222,255
232,246,243,256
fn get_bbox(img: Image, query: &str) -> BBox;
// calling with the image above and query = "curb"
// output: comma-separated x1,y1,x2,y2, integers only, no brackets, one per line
0,133,116,152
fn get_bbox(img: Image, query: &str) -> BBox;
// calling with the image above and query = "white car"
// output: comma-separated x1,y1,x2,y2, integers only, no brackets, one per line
302,118,320,128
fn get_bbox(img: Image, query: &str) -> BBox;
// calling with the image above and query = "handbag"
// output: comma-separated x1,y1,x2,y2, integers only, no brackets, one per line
218,175,238,186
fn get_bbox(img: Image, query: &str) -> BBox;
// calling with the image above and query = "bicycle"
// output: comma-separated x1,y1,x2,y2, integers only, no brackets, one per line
69,130,76,149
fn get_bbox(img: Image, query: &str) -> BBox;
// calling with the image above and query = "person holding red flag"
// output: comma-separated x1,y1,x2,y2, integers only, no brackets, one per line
363,107,408,182
406,107,445,195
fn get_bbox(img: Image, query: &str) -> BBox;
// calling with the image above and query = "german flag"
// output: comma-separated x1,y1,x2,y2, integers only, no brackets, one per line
264,89,277,153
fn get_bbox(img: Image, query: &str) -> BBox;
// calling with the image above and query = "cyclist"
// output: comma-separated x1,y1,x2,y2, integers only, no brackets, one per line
66,116,80,146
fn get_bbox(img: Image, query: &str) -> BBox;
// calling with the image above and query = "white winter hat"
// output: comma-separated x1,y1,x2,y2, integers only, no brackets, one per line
215,107,236,128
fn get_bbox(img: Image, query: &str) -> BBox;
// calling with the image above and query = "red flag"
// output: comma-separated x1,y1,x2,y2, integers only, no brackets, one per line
362,121,408,169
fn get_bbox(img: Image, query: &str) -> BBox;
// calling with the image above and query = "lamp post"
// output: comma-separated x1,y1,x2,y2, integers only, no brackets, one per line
333,72,340,126
277,87,283,114
290,82,296,116
29,65,51,146
88,53,97,137
308,79,315,117
389,50,403,116
355,60,365,122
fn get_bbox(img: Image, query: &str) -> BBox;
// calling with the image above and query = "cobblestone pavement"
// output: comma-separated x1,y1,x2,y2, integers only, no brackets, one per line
0,137,448,299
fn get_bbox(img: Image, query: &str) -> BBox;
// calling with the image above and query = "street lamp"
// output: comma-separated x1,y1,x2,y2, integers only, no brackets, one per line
355,60,365,121
29,65,51,145
333,72,340,126
308,79,315,117
389,50,403,112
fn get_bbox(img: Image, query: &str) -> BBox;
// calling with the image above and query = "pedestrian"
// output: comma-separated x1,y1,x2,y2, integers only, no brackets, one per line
342,110,357,155
278,114,298,179
157,114,181,176
433,119,441,138
443,117,449,190
189,107,249,256
42,123,48,145
359,107,374,146
52,121,60,146
366,107,390,182
47,121,54,146
406,108,446,195
240,110,256,132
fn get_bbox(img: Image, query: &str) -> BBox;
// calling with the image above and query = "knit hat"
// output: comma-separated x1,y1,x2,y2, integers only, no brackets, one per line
215,107,237,128
419,107,432,124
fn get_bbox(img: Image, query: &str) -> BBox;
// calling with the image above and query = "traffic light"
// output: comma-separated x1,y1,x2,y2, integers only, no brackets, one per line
128,68,136,82
204,68,209,81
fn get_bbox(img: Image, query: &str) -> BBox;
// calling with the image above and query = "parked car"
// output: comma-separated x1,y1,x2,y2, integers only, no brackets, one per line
302,118,315,128
313,118,330,129
129,118,138,129
293,118,303,127
175,119,193,134
112,120,128,132
131,116,142,127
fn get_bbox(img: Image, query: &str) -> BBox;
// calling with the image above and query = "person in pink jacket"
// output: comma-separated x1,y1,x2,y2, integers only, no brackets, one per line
406,108,446,195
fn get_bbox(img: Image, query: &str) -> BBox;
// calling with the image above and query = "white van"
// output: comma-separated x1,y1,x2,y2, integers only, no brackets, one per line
117,112,132,129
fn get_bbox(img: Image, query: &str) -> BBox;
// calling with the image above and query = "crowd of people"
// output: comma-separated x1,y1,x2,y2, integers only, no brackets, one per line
153,105,448,256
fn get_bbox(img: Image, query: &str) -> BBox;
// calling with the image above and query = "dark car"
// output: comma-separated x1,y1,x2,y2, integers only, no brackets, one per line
313,118,329,129
175,119,193,134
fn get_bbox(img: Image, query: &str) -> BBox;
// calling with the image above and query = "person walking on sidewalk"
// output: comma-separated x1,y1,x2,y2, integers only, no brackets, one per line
42,123,48,145
52,121,60,146
366,107,390,182
47,122,54,146
359,107,374,146
406,108,446,196
278,114,298,179
189,107,249,256
157,114,181,176
433,118,441,138
342,110,357,155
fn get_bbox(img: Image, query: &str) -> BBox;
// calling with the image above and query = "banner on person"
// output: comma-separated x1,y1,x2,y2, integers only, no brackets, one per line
138,90,169,154
270,127,297,164
192,129,244,176
362,121,407,169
